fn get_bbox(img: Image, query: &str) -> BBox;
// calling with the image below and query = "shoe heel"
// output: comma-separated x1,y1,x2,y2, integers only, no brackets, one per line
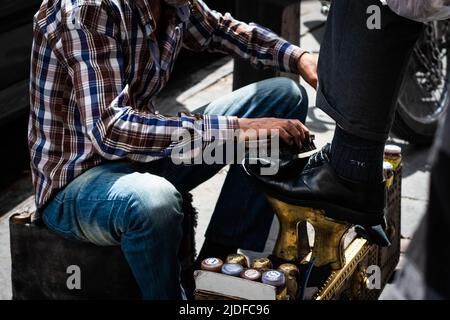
268,197,351,270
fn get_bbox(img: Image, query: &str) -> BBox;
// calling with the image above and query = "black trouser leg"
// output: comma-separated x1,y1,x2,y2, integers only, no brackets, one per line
317,0,424,142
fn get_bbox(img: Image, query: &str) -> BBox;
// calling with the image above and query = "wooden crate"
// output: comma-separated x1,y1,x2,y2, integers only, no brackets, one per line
10,193,197,299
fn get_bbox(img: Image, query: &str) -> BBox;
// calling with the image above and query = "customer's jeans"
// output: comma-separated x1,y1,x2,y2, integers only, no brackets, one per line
42,77,308,300
317,0,424,142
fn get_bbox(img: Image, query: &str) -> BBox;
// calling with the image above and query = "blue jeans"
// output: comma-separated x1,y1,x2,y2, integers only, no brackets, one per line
42,77,308,299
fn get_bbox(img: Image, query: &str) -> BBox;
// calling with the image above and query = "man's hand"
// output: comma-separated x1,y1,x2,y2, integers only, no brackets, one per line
238,118,310,147
298,52,318,89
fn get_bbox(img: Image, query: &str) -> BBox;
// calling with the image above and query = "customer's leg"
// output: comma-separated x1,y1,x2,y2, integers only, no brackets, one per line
318,0,424,183
318,0,424,141
42,162,184,300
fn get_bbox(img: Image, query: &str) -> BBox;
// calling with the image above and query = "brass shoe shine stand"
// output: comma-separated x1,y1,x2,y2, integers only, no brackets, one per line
267,151,402,300
269,199,350,270
194,147,402,300
267,197,375,300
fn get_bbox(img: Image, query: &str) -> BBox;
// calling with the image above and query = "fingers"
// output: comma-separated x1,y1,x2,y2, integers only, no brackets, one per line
277,127,295,146
294,120,310,142
239,118,310,147
283,120,310,147
285,120,302,146
269,126,293,146
308,76,318,90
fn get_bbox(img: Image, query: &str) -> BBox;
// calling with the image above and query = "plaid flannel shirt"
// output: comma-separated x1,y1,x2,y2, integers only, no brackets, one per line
29,0,305,210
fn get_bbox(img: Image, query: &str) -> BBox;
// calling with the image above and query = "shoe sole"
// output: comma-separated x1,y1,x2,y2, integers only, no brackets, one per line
263,187,384,227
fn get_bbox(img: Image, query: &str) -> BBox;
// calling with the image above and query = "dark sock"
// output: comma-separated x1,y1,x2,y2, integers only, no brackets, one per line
194,240,237,269
330,126,384,183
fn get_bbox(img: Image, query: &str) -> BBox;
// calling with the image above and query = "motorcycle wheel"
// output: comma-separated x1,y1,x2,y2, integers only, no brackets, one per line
392,21,450,145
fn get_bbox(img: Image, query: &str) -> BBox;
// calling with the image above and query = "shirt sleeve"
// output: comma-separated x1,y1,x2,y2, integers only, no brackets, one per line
183,0,306,74
56,4,238,163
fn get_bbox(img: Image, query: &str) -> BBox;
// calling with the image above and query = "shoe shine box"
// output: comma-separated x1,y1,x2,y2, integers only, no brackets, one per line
194,158,402,300
194,270,278,300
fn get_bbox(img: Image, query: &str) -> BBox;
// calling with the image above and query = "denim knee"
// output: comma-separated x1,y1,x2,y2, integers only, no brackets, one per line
264,77,308,122
122,174,184,234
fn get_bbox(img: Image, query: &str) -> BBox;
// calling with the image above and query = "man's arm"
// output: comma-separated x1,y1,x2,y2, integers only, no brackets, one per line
57,4,238,162
183,0,318,88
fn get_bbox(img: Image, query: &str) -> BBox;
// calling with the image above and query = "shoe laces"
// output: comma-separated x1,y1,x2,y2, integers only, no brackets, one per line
305,143,331,171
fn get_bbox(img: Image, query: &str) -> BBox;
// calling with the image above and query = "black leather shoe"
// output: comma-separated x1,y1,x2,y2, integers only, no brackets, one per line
301,144,390,246
355,224,390,247
243,144,391,247
243,145,391,246
245,159,386,225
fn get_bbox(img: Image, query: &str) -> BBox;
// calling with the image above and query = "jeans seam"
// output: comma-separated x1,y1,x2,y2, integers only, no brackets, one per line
44,197,131,242
43,214,86,242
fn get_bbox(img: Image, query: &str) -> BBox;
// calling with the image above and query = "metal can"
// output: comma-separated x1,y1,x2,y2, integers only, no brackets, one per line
240,268,262,282
383,161,394,189
200,257,223,273
277,263,299,299
226,254,249,268
251,257,273,271
221,263,244,277
384,144,402,171
262,270,288,300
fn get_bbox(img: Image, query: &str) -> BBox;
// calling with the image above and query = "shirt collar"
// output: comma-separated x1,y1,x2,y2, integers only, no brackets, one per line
135,0,191,38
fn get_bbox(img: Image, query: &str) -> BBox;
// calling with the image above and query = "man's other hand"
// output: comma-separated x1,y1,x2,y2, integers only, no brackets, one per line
298,52,318,89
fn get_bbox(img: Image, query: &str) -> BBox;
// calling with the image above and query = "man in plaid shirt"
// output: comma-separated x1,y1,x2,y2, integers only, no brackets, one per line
29,0,317,299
